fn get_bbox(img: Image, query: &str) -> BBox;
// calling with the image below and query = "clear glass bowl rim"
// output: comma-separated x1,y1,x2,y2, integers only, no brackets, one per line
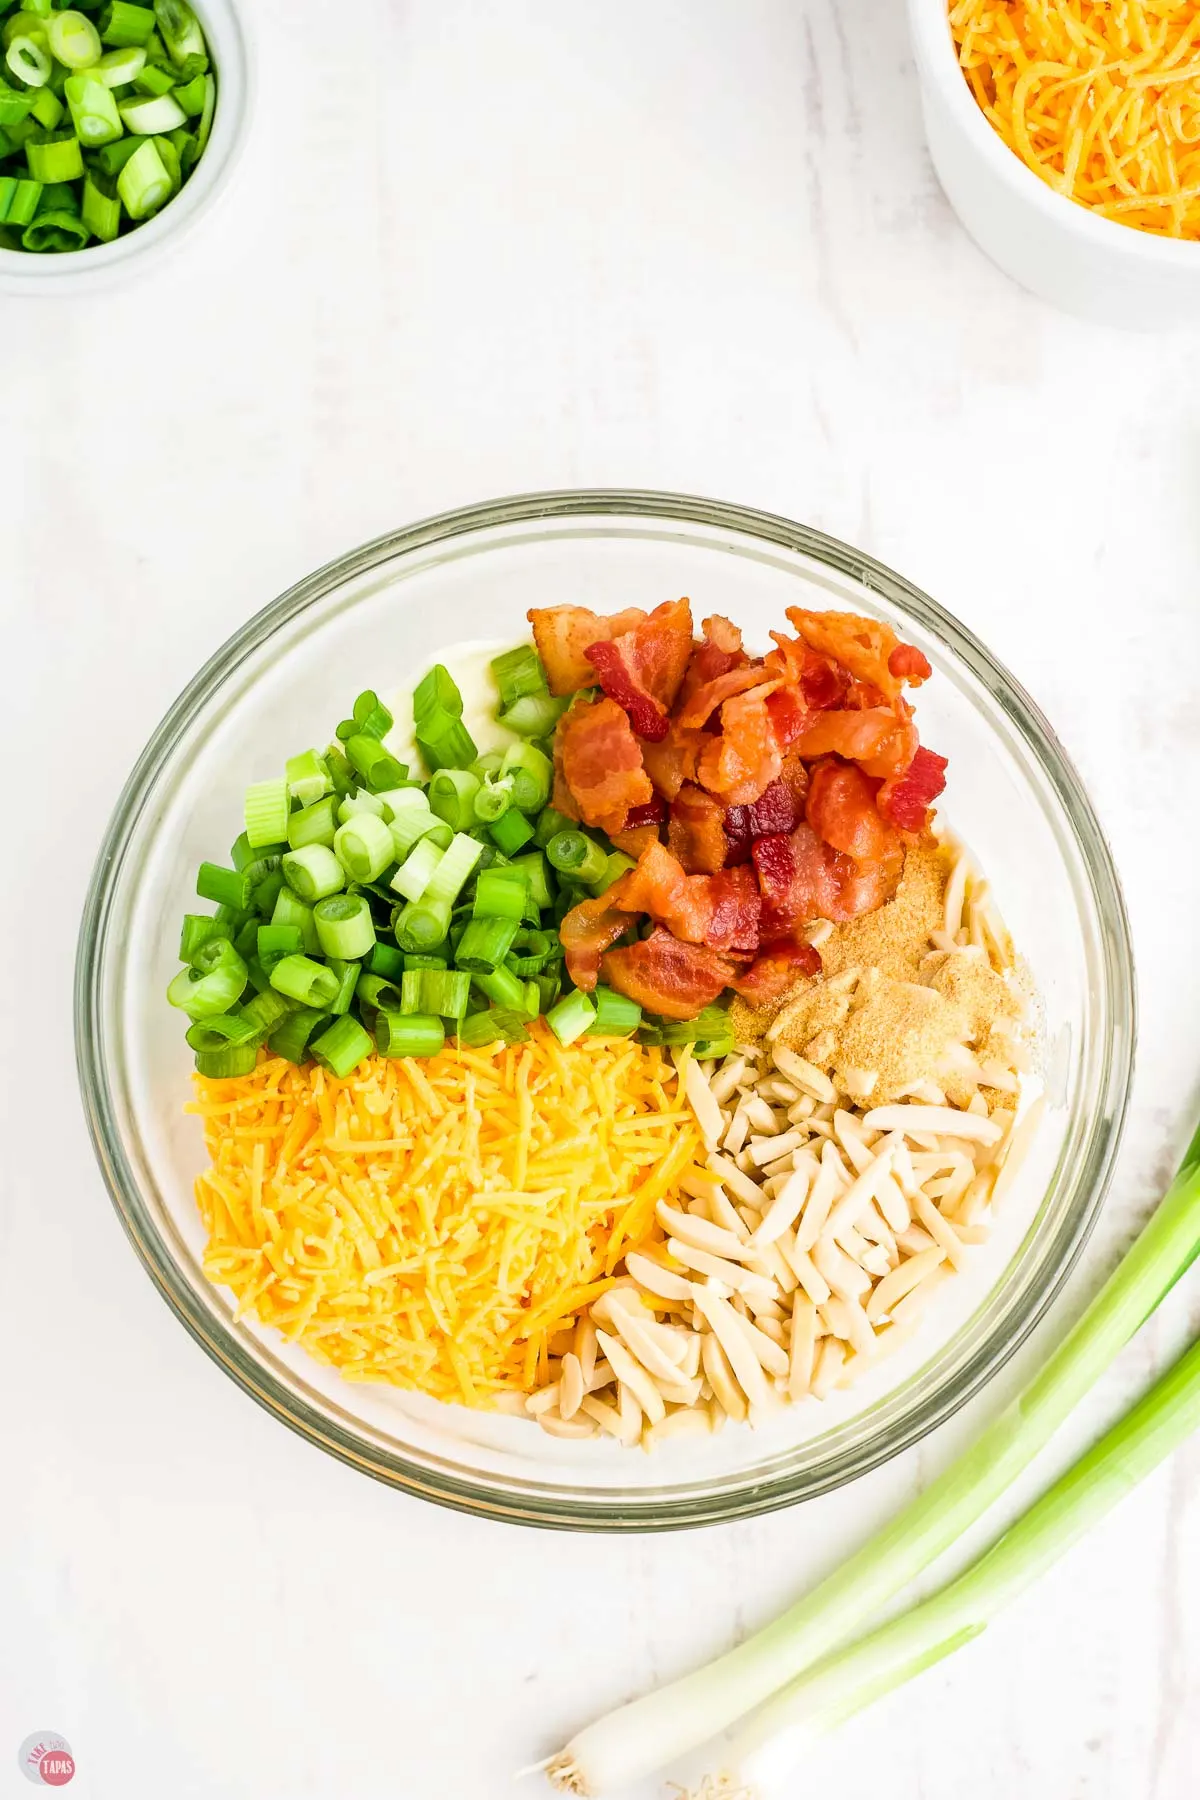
74,488,1136,1530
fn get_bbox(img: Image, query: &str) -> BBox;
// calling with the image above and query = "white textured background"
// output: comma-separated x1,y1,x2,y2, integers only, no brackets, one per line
3,3,1200,1797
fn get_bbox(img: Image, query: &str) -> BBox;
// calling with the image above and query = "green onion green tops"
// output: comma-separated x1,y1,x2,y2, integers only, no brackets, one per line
0,0,214,254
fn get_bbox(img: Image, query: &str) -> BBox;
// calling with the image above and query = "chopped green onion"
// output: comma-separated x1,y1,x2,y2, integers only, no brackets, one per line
99,3,157,48
196,861,250,910
6,36,51,87
313,892,376,960
412,663,463,722
280,843,344,903
521,978,540,1018
586,987,642,1037
349,687,393,739
399,969,424,1015
256,922,303,971
403,952,449,970
30,85,63,129
423,832,484,907
500,740,553,813
116,87,182,131
390,835,443,903
588,850,636,897
505,927,556,975
285,747,331,807
416,714,478,772
26,129,83,182
345,732,407,792
47,10,102,68
192,68,213,153
271,885,320,956
499,692,569,738
0,83,36,127
388,804,452,858
471,751,504,781
428,766,482,832
509,850,553,909
393,896,452,954
268,954,340,1009
243,778,289,850
131,54,173,93
153,0,206,67
337,786,386,823
456,916,520,974
63,69,120,141
473,777,513,823
366,941,406,980
533,806,578,849
488,808,536,855
194,1043,257,1078
546,829,608,884
374,786,422,821
324,745,354,796
95,44,146,84
178,913,228,962
310,1014,372,1079
457,1008,529,1048
356,971,403,1015
267,1006,327,1064
166,939,247,1020
238,987,293,1038
535,969,562,1012
185,1011,257,1053
546,987,596,1045
88,132,141,173
472,864,528,922
116,133,169,216
287,793,338,851
21,203,89,250
375,1010,444,1059
471,965,526,1010
333,812,394,883
489,644,547,709
324,959,359,1016
80,168,119,237
420,968,471,1019
648,1004,732,1046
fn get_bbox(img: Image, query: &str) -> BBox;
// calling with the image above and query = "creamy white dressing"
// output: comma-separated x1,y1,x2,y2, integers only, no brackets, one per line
384,638,521,774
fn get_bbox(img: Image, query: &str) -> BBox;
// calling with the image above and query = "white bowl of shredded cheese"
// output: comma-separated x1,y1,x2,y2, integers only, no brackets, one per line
908,0,1200,328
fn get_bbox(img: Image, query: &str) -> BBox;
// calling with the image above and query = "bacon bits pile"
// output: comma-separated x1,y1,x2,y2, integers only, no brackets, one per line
532,599,948,1020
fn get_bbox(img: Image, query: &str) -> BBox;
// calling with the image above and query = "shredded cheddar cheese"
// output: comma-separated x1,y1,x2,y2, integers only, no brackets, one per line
190,1026,701,1406
950,1,1200,238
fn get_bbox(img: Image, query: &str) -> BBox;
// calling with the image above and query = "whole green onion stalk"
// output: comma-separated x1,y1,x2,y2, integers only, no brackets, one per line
545,1119,1200,1796
699,1330,1200,1799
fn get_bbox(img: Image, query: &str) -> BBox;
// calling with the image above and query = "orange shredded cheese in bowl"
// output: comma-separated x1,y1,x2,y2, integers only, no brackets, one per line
950,0,1200,239
189,1024,701,1407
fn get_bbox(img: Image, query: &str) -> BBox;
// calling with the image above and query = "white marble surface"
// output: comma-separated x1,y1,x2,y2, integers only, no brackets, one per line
3,2,1200,1796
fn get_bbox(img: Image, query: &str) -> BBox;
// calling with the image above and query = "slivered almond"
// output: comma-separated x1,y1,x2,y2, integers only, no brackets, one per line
609,1308,692,1386
595,1330,666,1424
625,1252,694,1302
701,1331,747,1422
656,1200,754,1263
684,1057,725,1147
707,1151,768,1208
788,1300,818,1399
865,1246,947,1322
691,1288,772,1409
666,1238,776,1299
709,1056,747,1106
560,1353,585,1419
861,1104,1003,1145
771,1045,837,1103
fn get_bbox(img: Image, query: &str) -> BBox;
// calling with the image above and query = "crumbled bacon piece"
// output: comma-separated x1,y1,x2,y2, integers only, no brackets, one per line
528,604,646,695
558,886,637,992
786,607,907,703
676,661,769,731
793,705,917,779
722,804,753,867
610,824,663,859
695,684,784,806
557,697,652,836
621,841,759,952
888,643,932,686
877,745,948,832
747,756,809,837
624,796,667,828
729,939,822,1008
639,721,710,800
678,615,747,709
764,686,809,749
668,783,729,874
806,759,898,864
602,928,735,1020
764,632,849,710
585,597,694,742
754,822,903,934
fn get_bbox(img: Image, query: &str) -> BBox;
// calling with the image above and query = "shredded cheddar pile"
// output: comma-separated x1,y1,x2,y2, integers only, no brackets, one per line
951,0,1200,238
191,1026,701,1405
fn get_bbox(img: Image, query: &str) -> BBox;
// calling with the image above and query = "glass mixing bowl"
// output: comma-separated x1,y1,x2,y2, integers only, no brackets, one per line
75,491,1135,1529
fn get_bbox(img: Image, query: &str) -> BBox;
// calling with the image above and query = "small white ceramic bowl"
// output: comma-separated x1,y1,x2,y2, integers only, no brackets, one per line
0,0,252,298
908,0,1200,328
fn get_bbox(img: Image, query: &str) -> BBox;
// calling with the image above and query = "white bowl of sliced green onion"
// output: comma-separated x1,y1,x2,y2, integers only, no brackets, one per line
0,0,250,289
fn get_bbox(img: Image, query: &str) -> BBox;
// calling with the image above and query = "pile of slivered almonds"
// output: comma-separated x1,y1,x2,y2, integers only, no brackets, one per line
524,838,1045,1450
